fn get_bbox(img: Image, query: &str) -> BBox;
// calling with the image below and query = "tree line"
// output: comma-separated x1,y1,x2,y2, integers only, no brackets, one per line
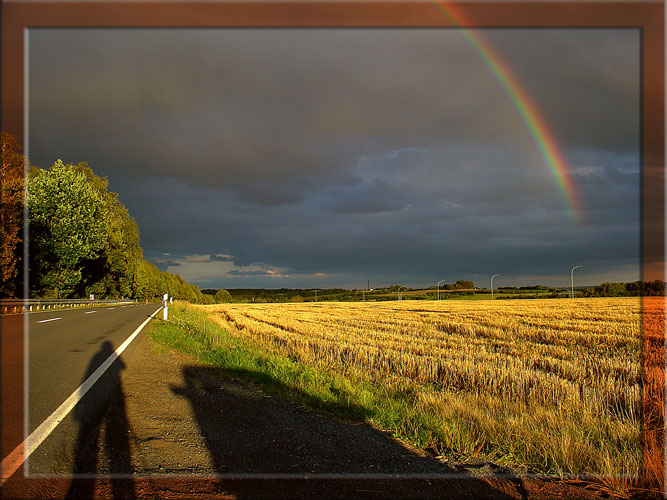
0,133,218,303
586,280,665,297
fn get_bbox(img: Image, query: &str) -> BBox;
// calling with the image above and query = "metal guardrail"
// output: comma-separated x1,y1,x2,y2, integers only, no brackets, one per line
0,299,136,314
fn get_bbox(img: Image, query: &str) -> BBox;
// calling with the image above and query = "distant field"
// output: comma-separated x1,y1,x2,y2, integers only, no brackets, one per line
197,298,641,480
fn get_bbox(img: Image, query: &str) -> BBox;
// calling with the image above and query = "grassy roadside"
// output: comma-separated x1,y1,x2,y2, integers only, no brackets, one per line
147,300,642,497
147,301,443,451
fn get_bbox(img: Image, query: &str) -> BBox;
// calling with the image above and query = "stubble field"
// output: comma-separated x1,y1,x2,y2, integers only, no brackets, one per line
196,297,643,481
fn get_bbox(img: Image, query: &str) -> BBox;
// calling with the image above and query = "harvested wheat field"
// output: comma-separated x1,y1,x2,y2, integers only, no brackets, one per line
200,298,642,480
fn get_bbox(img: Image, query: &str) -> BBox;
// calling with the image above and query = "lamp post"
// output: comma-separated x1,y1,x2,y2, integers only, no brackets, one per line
437,279,446,300
398,286,407,300
490,274,501,300
570,265,582,298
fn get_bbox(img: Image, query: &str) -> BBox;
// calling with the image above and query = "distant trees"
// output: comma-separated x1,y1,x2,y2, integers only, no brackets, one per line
442,280,475,291
214,289,232,303
593,282,627,298
454,280,474,289
200,293,216,305
136,260,208,303
588,280,665,297
0,133,26,297
640,280,664,296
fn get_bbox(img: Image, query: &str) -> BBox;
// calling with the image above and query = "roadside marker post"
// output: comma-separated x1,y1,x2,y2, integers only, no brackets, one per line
163,293,168,320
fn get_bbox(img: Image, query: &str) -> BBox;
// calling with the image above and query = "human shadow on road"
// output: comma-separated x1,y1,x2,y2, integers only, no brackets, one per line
171,364,523,499
65,341,135,500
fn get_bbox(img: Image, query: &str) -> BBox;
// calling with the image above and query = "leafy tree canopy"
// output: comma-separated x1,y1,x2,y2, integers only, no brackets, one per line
29,160,109,297
0,133,27,297
214,289,232,303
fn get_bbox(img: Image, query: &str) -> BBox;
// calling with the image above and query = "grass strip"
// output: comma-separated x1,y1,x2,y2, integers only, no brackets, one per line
147,302,457,458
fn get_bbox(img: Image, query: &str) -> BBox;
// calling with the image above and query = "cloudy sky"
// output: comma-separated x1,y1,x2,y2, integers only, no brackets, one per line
28,28,640,289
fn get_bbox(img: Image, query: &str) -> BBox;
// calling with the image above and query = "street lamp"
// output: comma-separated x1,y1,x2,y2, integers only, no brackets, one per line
398,286,407,300
570,265,582,298
490,274,501,300
437,279,446,300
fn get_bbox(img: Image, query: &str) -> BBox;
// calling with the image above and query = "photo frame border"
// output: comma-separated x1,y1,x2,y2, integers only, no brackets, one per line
1,1,664,497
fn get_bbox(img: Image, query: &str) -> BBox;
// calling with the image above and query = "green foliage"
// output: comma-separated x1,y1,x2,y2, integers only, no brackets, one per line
200,293,216,305
72,162,144,299
28,160,109,297
26,158,211,303
642,280,665,296
214,289,232,303
455,279,474,289
587,280,665,298
596,282,628,297
0,133,26,298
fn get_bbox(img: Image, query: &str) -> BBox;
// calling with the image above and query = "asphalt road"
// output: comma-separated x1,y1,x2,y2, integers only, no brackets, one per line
13,303,161,475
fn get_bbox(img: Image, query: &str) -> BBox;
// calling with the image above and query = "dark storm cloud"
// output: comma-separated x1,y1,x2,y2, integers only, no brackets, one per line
28,28,640,287
30,29,638,192
481,29,640,156
155,261,181,271
328,182,410,214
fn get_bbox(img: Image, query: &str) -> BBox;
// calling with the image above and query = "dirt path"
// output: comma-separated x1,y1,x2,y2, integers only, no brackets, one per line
9,332,629,499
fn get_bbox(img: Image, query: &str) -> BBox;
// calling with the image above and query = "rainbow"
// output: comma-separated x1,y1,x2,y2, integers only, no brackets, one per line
429,1,584,222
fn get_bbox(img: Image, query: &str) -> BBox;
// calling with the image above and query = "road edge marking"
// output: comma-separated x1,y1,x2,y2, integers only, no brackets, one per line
0,306,163,484
36,318,61,324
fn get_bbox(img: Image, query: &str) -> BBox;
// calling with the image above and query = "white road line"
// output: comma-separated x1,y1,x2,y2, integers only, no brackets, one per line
0,306,163,484
36,318,61,324
84,310,97,314
108,307,115,310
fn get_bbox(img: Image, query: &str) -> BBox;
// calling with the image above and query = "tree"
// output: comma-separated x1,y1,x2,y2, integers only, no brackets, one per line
455,280,474,289
28,160,109,297
643,280,665,296
141,261,163,299
23,157,213,302
214,289,232,303
72,163,144,299
200,293,215,304
133,259,149,299
0,133,26,297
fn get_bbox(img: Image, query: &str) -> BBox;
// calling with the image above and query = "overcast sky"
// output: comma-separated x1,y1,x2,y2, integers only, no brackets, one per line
28,28,640,289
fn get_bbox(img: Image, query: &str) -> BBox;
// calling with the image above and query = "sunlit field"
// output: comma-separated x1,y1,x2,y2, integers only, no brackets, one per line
196,298,642,479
